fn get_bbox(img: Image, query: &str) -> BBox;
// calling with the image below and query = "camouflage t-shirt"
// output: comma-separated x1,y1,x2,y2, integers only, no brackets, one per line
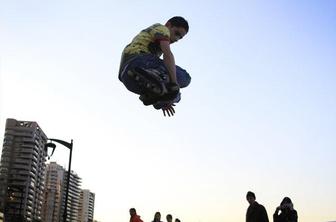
121,23,170,64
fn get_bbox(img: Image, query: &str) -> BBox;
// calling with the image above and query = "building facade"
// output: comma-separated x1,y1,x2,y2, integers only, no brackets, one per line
62,170,82,222
41,162,65,222
78,189,95,222
42,162,82,222
0,118,48,221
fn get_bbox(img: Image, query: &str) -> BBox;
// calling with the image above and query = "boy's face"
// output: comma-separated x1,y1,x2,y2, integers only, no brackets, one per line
168,25,187,44
166,215,172,222
129,209,136,216
246,196,255,205
155,213,161,220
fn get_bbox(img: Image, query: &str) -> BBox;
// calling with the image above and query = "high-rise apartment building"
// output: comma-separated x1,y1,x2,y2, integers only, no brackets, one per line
65,171,82,222
78,189,95,222
42,162,65,222
63,170,82,221
0,118,48,221
42,162,82,222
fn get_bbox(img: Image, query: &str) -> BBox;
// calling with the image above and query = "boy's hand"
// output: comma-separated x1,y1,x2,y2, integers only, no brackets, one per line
162,104,176,117
167,82,180,92
161,82,179,101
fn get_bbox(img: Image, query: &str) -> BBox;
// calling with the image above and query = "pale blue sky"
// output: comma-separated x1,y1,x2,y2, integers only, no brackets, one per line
1,1,335,221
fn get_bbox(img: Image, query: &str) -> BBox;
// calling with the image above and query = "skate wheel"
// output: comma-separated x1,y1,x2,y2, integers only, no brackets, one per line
127,70,135,77
152,87,162,94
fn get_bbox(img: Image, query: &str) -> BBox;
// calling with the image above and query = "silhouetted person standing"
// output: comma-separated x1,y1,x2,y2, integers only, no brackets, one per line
166,214,173,222
273,197,298,222
152,212,163,222
246,191,269,222
129,208,144,222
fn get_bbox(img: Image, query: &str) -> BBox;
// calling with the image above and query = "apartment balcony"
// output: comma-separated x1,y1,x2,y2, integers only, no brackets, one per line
10,174,28,181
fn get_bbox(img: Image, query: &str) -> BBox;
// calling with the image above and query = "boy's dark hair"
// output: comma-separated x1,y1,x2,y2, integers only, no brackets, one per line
168,16,189,33
281,197,292,205
166,214,172,219
130,208,136,213
246,191,256,199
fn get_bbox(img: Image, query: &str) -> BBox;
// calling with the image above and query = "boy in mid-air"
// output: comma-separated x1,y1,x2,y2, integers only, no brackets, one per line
118,16,191,117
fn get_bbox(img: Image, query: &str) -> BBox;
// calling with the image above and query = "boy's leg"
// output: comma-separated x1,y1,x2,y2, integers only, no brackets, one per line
127,67,167,95
120,54,190,105
120,54,168,97
137,62,190,105
148,65,190,102
145,65,191,107
120,67,145,95
176,65,191,88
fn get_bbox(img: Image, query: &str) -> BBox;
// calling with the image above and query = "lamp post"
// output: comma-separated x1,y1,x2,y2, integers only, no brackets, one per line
45,139,73,222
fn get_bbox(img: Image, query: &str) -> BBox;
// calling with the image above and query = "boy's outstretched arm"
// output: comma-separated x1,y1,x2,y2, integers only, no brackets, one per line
160,41,178,84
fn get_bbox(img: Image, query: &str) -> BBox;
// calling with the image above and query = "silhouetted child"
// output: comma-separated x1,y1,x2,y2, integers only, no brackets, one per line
273,197,298,222
129,208,143,222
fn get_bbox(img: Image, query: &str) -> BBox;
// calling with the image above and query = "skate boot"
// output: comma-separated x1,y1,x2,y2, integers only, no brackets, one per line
127,67,167,96
139,82,180,106
139,93,160,106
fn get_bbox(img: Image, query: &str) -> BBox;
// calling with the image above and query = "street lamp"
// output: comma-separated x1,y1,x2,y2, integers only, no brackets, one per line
45,138,73,222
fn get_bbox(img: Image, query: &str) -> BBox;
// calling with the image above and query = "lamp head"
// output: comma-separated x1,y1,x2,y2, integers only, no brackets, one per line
45,142,56,159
